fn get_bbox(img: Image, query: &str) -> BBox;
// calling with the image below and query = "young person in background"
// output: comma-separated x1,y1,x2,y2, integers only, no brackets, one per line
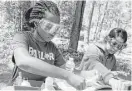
78,28,131,91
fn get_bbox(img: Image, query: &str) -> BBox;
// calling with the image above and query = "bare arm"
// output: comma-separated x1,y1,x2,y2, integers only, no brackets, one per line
14,47,71,80
79,56,114,85
14,47,86,90
12,32,86,90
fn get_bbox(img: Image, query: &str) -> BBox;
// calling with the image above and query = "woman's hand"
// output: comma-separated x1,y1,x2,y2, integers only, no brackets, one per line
66,73,86,90
80,70,101,87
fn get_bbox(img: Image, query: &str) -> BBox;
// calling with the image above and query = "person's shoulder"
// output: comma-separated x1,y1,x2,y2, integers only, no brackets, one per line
13,31,33,42
84,43,99,52
112,54,116,61
88,43,97,48
15,31,26,35
83,43,101,58
13,31,25,38
48,41,55,45
48,41,58,48
14,31,31,36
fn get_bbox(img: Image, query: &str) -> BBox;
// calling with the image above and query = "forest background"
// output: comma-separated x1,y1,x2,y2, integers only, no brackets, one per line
0,0,131,89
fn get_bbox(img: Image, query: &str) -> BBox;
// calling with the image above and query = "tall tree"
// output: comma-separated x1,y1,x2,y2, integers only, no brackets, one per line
69,1,86,51
85,1,96,43
19,1,31,31
96,1,108,40
93,3,101,41
69,1,86,50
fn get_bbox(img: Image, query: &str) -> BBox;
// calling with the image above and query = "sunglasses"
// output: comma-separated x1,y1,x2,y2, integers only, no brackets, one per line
110,39,127,50
39,19,62,36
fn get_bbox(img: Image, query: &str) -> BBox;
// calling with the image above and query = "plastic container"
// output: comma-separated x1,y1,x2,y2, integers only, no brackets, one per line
21,78,31,87
44,77,55,91
14,72,23,86
65,57,75,72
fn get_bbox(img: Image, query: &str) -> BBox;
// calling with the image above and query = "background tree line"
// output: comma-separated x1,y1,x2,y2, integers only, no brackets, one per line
0,0,131,88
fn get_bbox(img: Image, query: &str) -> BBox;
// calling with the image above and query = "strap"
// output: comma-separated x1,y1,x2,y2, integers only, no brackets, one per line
96,45,105,55
12,55,16,64
11,64,18,82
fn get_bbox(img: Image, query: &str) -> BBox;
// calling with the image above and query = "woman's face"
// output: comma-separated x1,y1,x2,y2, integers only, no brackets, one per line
36,11,61,42
106,37,127,54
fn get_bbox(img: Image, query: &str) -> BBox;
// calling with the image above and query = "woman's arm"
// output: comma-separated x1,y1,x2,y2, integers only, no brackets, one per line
79,57,114,84
14,47,70,80
14,47,86,90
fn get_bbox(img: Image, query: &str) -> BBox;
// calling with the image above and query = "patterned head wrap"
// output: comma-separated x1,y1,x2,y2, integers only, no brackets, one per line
24,1,60,28
30,1,60,20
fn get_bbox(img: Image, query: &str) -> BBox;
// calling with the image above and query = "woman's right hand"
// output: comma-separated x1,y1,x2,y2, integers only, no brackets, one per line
66,73,86,90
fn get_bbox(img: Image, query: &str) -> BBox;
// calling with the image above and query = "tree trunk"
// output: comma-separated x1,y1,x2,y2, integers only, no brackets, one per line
97,1,108,40
94,3,101,41
19,1,33,31
19,1,22,31
69,1,86,51
85,1,95,43
20,10,23,31
108,18,114,31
